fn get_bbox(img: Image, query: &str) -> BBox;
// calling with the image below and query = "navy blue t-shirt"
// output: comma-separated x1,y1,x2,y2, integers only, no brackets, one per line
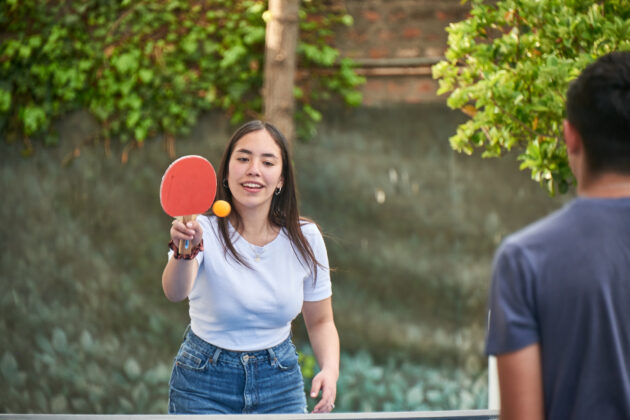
486,197,630,420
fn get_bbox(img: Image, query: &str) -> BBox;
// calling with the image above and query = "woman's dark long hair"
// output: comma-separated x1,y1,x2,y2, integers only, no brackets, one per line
212,120,323,280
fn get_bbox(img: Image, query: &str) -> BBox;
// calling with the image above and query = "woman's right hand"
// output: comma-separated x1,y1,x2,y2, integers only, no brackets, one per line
170,218,203,247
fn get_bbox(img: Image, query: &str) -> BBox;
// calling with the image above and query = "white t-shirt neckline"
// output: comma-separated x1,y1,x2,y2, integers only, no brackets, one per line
178,215,332,351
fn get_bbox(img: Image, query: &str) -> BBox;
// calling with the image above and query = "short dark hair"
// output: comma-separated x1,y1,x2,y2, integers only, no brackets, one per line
566,51,630,175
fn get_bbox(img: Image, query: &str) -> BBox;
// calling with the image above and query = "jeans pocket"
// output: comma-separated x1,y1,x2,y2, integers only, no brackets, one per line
175,344,210,371
274,342,299,371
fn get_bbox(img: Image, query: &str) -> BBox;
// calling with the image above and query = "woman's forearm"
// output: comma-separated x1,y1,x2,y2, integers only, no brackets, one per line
303,298,340,376
308,320,340,376
162,258,199,302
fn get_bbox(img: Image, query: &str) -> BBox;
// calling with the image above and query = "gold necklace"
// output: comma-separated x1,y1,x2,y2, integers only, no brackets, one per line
249,244,264,262
241,226,278,262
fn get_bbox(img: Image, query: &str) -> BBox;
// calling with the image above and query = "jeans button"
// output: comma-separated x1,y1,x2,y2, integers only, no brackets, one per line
243,355,249,362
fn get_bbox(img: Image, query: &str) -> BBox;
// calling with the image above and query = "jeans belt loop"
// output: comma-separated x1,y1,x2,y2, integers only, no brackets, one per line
211,348,222,365
266,347,277,366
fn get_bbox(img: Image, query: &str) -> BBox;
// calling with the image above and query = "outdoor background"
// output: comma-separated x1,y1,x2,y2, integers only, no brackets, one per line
1,0,572,414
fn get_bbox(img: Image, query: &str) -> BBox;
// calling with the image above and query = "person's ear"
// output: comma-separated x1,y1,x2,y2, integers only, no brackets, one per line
563,119,583,155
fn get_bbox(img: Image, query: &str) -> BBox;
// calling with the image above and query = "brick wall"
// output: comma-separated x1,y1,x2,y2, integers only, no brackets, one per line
332,0,471,105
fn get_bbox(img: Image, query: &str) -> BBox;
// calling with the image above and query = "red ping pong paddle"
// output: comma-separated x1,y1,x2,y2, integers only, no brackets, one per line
160,155,216,255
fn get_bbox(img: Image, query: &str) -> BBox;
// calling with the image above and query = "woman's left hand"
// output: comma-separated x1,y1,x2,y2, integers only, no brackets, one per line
310,368,337,413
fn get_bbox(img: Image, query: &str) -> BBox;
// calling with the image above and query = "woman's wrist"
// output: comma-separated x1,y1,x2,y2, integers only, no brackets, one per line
319,365,340,380
169,239,203,260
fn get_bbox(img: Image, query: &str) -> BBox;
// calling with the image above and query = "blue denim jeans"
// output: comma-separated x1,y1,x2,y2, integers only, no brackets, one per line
168,327,307,414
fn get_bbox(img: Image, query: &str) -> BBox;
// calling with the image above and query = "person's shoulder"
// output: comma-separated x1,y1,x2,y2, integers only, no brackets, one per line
501,200,576,252
298,217,323,237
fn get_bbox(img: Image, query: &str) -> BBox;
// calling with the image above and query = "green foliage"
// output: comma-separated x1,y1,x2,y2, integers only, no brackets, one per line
0,0,364,153
296,0,366,138
432,0,630,194
1,105,516,414
0,125,495,414
0,140,181,413
299,347,487,413
325,350,486,412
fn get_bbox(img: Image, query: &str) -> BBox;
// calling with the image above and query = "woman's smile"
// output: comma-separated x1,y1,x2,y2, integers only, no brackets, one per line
241,181,264,192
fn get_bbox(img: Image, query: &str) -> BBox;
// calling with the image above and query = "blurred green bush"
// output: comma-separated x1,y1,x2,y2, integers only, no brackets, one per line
1,105,563,413
301,348,487,413
0,133,183,412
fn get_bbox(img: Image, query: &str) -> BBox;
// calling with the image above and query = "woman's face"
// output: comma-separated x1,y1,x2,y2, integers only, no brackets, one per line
226,129,284,214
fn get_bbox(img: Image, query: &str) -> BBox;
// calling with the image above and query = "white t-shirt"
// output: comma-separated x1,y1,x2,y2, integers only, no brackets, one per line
169,215,332,351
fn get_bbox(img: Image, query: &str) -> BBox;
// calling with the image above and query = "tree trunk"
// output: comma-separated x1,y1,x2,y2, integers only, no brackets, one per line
262,0,299,145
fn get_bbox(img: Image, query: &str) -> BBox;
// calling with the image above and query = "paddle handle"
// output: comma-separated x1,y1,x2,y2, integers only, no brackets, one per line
178,214,198,255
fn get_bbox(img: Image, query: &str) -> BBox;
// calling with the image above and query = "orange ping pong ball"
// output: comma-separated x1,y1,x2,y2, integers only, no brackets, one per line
212,200,231,218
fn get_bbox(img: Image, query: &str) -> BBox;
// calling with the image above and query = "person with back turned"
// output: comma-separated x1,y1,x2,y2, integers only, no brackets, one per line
485,51,630,420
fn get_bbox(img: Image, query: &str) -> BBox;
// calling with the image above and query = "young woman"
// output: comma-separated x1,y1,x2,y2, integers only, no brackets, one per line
162,120,339,414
